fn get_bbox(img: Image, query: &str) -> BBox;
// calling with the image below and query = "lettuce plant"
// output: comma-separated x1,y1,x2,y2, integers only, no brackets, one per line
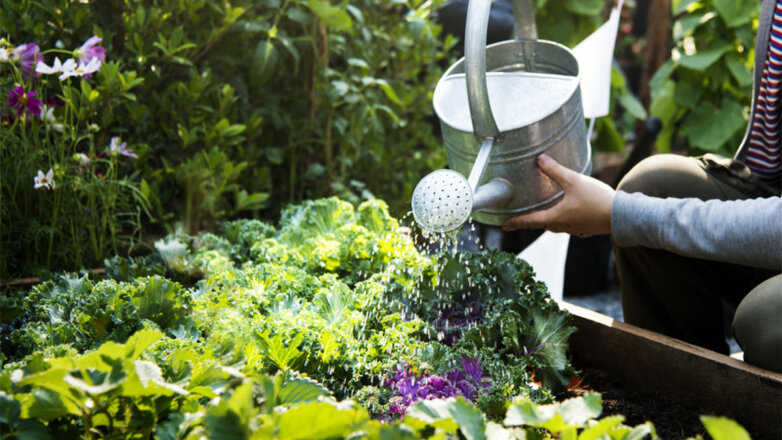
1,196,576,435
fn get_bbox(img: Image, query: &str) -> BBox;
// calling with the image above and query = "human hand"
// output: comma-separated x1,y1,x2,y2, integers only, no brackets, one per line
503,154,615,237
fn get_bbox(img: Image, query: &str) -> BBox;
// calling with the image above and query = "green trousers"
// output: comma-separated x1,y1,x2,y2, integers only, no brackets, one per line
613,154,781,372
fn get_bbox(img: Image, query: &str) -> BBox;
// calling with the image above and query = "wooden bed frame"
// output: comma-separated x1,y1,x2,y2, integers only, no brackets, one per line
560,301,782,439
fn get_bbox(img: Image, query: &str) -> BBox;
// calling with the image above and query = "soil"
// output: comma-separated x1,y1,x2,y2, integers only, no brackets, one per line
559,362,712,440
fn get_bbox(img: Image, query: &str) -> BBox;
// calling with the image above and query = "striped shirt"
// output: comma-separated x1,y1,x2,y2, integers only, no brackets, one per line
745,0,782,188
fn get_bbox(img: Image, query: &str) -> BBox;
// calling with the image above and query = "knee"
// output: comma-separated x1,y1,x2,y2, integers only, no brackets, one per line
616,154,704,198
733,274,782,372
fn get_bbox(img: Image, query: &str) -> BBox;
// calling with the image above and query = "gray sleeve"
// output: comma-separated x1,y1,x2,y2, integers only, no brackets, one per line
611,191,782,271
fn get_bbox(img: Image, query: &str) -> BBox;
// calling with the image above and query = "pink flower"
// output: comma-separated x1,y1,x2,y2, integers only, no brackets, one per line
75,37,105,79
7,85,42,117
76,36,105,62
14,43,41,80
105,136,137,159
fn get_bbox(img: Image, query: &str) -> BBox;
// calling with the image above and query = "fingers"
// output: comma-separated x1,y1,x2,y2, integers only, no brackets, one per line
537,154,578,189
503,207,557,231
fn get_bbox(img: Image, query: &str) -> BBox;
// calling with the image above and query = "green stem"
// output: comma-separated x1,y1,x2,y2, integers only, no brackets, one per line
89,188,99,259
46,187,60,267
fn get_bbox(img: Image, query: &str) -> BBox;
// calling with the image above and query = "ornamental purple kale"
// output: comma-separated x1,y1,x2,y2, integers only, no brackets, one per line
384,356,490,419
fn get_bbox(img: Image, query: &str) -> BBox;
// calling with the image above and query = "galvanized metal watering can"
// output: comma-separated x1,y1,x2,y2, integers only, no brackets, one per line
411,0,591,233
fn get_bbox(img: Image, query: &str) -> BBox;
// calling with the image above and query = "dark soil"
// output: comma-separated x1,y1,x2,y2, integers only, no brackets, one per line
559,366,711,439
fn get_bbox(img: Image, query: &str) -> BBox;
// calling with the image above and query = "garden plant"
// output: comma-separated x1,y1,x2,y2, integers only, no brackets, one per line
0,32,149,280
0,197,752,438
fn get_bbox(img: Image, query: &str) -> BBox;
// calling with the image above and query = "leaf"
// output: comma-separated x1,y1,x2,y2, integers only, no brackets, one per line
678,40,732,71
64,368,126,395
319,331,340,362
113,328,164,361
713,0,758,28
204,388,250,440
251,40,278,88
673,82,703,109
578,414,625,440
504,399,555,426
619,422,655,440
219,123,246,139
257,332,304,372
277,34,300,67
725,54,753,87
617,93,647,120
236,190,269,211
672,0,698,15
700,416,751,440
134,276,188,328
135,360,164,386
684,98,745,152
227,382,256,427
0,391,21,425
15,419,51,440
362,77,402,105
649,80,677,153
374,104,402,125
673,12,707,41
276,401,367,439
20,388,76,421
155,412,202,440
523,309,577,389
564,0,604,16
406,398,487,440
331,80,349,96
347,58,369,70
122,360,188,397
277,375,331,405
315,286,350,325
558,394,602,426
593,118,624,153
444,398,487,440
306,0,353,31
649,60,675,101
18,368,69,392
484,421,520,440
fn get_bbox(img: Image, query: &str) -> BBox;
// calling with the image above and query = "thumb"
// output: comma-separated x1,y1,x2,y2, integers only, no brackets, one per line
537,154,577,189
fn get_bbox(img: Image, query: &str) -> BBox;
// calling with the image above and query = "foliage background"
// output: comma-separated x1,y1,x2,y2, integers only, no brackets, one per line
650,0,761,156
1,0,454,279
1,0,640,279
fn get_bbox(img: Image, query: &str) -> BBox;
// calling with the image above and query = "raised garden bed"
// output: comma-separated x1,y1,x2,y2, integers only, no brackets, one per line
561,301,782,440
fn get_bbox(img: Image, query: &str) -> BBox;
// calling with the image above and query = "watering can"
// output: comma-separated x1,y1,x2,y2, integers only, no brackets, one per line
411,0,591,233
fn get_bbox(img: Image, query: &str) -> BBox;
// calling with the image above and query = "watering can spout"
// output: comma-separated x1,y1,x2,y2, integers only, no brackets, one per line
473,178,514,212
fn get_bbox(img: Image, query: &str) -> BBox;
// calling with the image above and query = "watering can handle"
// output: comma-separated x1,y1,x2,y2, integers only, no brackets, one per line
465,0,537,139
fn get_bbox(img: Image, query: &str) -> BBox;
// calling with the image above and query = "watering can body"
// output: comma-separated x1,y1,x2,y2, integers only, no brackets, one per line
432,0,591,226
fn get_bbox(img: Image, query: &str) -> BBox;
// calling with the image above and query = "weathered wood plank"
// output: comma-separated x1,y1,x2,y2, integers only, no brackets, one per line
560,301,782,439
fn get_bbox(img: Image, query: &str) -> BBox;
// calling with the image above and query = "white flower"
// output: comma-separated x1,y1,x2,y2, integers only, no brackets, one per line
35,56,67,75
40,106,64,132
0,48,9,63
8,46,20,62
34,169,55,190
58,57,102,81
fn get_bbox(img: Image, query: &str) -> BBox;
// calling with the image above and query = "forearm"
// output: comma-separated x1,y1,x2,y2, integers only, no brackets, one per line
611,192,782,271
